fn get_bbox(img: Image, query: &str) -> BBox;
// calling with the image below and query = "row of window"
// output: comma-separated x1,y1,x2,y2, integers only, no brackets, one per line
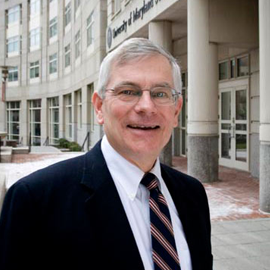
5,1,94,56
6,90,85,145
219,55,249,81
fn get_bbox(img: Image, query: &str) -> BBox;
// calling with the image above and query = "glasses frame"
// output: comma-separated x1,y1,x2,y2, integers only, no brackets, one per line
105,85,181,106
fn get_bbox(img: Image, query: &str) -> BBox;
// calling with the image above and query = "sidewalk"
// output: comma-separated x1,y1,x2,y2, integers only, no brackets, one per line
212,218,270,270
172,156,270,270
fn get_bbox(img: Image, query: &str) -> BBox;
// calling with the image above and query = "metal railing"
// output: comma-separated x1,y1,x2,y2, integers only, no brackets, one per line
81,132,90,152
43,136,49,146
28,132,31,153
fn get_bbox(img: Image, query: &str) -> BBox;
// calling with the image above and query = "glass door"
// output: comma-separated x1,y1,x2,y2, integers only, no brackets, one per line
219,86,249,171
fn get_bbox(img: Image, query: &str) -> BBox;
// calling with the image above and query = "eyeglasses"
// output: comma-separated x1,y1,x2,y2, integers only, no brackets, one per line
105,85,181,106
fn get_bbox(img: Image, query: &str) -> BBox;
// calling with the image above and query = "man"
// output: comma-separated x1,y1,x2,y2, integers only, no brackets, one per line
0,38,212,270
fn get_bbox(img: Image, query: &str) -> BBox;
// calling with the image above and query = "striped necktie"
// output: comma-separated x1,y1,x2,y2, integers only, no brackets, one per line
141,172,181,270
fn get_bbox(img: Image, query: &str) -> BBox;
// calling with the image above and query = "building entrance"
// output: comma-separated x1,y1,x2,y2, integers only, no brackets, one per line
219,79,249,171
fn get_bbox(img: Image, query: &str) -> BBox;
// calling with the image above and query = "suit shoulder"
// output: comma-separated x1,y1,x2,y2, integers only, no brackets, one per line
10,153,85,192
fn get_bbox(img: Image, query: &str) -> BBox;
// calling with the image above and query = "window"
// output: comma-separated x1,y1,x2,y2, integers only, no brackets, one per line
75,0,81,12
75,30,81,59
65,44,71,68
65,94,72,139
219,55,249,81
49,17,57,38
29,99,41,146
7,5,20,24
7,101,20,143
219,61,229,80
30,61,39,79
64,1,71,27
49,53,57,74
87,12,94,46
230,59,235,79
8,67,18,82
114,0,121,14
48,97,59,145
7,36,20,54
30,0,41,16
29,28,41,48
237,56,249,77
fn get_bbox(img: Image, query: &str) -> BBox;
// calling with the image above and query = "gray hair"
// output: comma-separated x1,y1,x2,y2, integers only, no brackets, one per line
97,38,182,98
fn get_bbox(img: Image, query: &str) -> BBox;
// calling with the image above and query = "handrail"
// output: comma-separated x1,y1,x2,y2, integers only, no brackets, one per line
43,136,49,146
81,132,90,152
28,132,31,153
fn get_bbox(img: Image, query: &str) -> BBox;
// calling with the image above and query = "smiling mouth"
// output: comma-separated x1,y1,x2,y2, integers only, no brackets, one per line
127,125,160,130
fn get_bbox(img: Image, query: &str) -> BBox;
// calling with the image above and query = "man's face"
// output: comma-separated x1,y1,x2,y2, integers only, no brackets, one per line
93,54,182,169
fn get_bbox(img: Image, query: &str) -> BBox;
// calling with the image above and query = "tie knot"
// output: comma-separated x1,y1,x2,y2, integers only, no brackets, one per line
141,172,158,191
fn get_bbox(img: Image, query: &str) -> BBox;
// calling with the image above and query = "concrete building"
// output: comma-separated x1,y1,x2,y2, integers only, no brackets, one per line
0,0,269,212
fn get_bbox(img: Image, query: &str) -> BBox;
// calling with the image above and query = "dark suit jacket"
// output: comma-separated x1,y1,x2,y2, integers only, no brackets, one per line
0,141,213,270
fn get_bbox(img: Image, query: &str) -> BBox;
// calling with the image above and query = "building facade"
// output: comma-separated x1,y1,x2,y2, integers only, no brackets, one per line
0,0,106,149
1,0,270,211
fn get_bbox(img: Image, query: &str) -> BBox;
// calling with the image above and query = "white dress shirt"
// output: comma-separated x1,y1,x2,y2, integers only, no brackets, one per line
101,136,192,270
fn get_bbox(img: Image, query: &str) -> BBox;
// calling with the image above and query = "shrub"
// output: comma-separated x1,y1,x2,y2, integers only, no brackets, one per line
69,141,82,152
58,138,70,149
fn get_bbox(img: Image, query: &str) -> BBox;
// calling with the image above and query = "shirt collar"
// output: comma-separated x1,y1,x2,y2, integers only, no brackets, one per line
101,135,162,201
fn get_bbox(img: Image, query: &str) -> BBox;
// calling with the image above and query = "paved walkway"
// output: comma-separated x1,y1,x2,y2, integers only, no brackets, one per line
212,218,270,270
172,156,270,270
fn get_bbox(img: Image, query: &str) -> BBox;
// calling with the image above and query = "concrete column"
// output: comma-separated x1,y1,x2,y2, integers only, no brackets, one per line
149,21,173,166
187,0,219,182
259,0,270,213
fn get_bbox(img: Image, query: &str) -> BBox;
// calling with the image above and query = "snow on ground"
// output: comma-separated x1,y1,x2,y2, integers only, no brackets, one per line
0,152,84,188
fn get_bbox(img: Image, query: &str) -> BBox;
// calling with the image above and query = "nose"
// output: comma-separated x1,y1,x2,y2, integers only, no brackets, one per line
134,90,157,114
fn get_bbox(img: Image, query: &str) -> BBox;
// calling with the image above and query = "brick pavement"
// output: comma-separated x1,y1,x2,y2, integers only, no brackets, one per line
172,156,270,221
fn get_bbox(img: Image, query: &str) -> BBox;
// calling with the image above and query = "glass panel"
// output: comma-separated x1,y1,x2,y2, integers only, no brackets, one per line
221,133,231,159
230,59,235,78
221,124,231,130
11,111,19,122
236,124,247,131
53,124,59,138
33,123,41,136
219,62,228,80
53,109,59,122
236,90,246,120
237,56,249,77
182,73,186,88
181,90,186,127
11,123,19,135
33,137,41,146
181,130,186,156
221,92,231,120
33,110,41,122
236,134,247,162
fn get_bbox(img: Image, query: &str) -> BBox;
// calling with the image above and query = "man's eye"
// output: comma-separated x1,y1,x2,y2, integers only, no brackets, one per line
119,89,139,96
152,91,168,98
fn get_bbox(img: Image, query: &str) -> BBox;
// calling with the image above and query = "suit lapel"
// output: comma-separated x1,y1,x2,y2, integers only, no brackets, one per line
80,142,144,269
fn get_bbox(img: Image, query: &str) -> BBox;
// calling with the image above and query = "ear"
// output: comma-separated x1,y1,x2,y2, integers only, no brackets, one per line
173,95,183,127
92,92,104,125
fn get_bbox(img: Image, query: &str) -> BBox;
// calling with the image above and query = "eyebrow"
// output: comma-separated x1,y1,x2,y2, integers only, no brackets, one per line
114,81,173,88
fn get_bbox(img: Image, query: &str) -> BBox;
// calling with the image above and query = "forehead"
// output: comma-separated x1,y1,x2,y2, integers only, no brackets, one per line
108,54,173,85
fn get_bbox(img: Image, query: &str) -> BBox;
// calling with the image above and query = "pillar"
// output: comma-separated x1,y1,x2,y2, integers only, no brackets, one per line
259,0,270,213
187,0,219,182
149,21,173,166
